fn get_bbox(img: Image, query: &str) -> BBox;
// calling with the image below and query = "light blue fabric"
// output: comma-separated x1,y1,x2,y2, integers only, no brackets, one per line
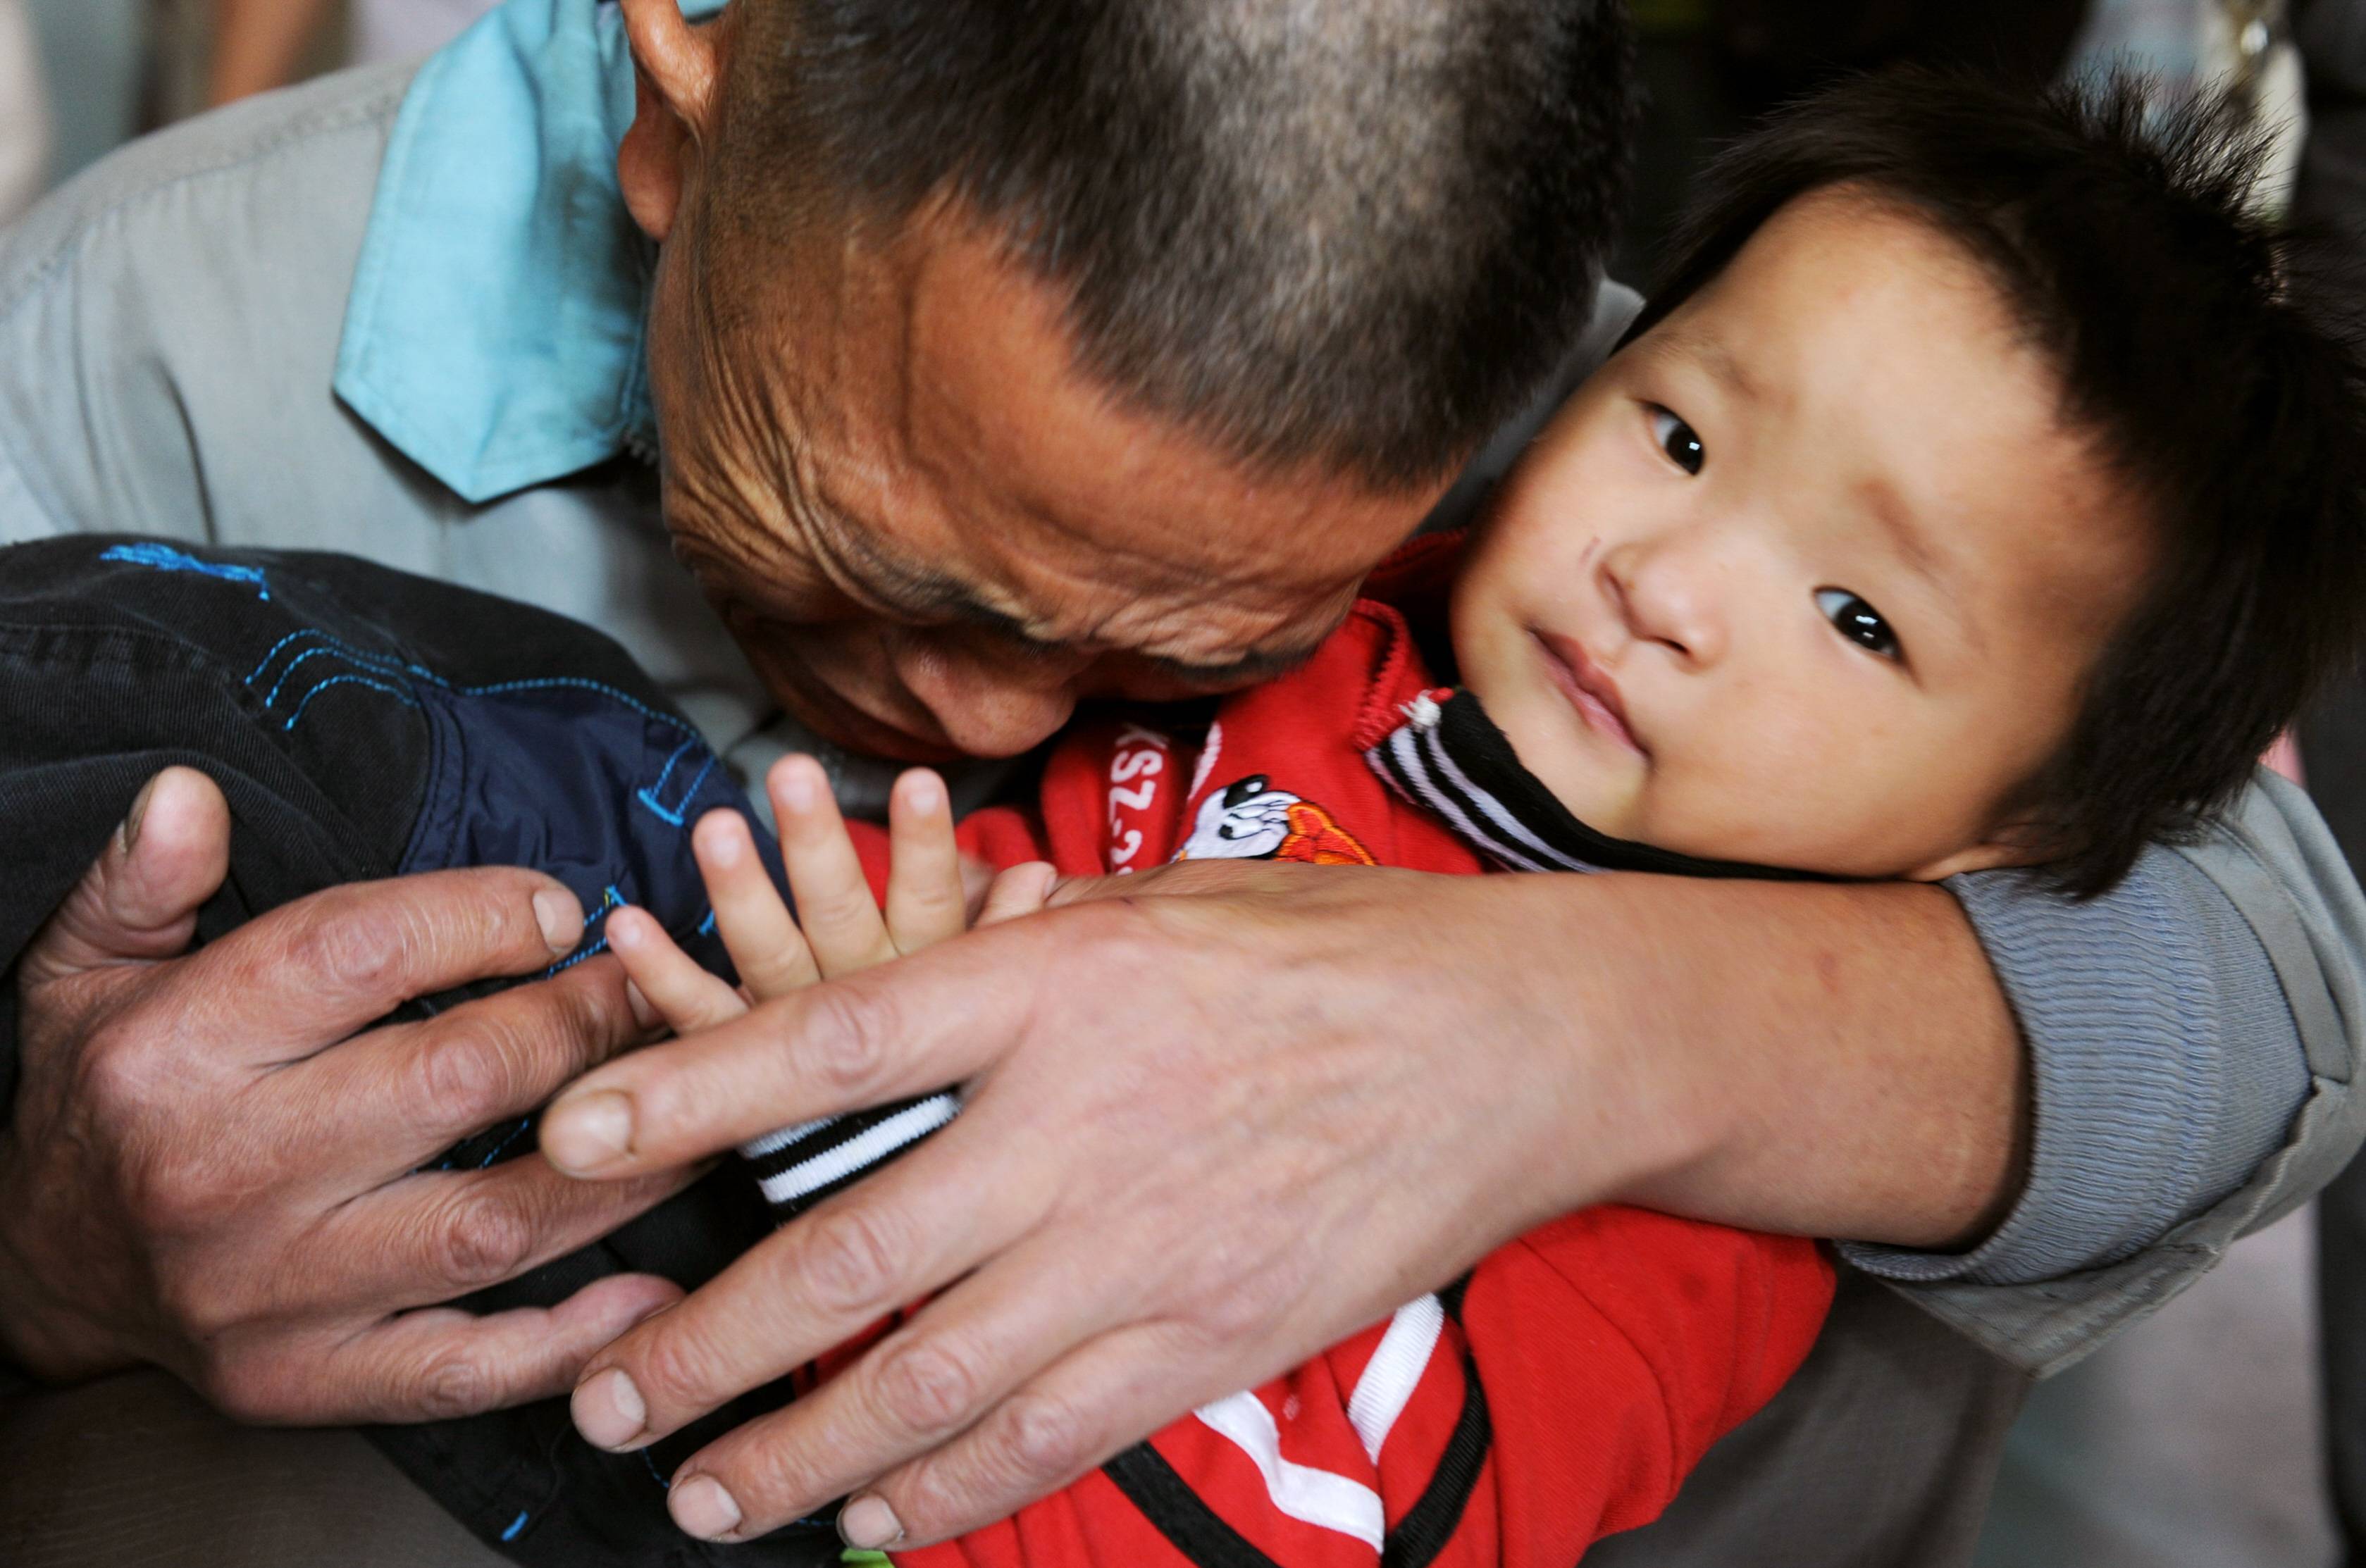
333,0,724,504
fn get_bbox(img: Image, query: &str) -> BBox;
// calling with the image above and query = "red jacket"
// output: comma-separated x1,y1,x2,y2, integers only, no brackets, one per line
850,554,1834,1568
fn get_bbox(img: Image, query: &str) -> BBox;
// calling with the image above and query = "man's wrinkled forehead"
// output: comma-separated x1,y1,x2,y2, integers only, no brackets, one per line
693,187,1444,661
824,497,1355,682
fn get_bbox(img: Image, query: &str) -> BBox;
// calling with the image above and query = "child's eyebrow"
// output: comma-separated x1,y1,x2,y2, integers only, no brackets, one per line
1855,473,1947,587
1659,327,1766,407
1856,473,1981,649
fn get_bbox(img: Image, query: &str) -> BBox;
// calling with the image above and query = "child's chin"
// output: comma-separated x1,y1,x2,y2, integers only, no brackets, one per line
1512,740,1644,837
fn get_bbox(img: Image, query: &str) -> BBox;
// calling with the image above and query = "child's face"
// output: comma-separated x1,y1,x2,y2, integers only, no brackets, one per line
1453,189,2151,881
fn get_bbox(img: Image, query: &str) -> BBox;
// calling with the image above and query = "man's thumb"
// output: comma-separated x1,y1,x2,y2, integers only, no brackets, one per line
22,766,233,985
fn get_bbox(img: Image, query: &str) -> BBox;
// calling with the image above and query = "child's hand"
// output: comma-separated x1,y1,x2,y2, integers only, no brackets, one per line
607,754,1053,1039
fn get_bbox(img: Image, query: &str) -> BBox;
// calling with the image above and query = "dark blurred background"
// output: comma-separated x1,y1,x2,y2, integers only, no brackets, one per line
1612,0,2100,280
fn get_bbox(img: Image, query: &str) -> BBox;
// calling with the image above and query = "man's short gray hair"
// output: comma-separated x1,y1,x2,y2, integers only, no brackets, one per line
719,0,1638,487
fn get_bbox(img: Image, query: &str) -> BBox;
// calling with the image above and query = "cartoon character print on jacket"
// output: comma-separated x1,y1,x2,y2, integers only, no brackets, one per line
1177,774,1377,866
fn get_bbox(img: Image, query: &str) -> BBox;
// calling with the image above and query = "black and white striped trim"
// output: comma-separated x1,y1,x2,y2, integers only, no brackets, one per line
1368,692,1602,873
738,1090,961,1221
1365,688,1819,882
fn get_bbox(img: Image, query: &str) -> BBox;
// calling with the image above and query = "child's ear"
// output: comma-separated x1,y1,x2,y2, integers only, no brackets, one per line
617,0,726,243
1900,836,2037,883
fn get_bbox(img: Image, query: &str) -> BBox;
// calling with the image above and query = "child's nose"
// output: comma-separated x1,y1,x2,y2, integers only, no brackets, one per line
1603,537,1726,667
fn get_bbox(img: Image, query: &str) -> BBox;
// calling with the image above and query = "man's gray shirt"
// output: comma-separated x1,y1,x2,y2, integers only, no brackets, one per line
4,61,2364,1567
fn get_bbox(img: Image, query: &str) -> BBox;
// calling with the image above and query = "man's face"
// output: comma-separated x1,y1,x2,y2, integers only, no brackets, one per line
641,198,1441,762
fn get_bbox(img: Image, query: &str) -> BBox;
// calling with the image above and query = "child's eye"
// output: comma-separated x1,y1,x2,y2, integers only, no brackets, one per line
1649,406,1705,475
1815,587,1902,661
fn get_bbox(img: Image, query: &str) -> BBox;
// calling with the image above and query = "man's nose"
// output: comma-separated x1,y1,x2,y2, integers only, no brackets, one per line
898,635,1086,758
1602,534,1726,667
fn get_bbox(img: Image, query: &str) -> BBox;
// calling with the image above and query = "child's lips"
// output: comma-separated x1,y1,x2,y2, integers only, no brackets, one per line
1535,631,1645,757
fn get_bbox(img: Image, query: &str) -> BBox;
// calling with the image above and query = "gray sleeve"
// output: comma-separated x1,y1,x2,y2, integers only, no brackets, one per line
1844,771,2366,1376
0,64,414,554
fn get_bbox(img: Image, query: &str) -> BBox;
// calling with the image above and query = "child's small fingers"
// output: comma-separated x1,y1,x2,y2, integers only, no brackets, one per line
692,808,820,999
977,861,1059,926
605,907,748,1034
885,769,967,952
767,755,896,976
960,855,997,922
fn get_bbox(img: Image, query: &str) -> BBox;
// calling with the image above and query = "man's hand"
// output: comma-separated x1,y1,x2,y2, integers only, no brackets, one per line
0,767,697,1421
539,857,2020,1546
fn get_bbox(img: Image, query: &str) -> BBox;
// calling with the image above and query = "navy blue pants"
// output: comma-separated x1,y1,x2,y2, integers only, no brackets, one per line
0,537,835,1568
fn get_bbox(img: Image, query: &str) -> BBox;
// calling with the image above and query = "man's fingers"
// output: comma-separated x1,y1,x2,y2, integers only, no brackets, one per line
568,1121,1055,1455
316,1157,703,1317
301,951,650,1171
884,769,965,952
839,1324,1204,1549
769,755,895,975
151,866,588,1061
539,918,1053,1176
609,906,751,1033
647,1236,1136,1543
20,766,230,987
691,810,820,1000
306,1273,686,1426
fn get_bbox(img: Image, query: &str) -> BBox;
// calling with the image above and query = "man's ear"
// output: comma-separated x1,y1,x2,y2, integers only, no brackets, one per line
618,0,725,243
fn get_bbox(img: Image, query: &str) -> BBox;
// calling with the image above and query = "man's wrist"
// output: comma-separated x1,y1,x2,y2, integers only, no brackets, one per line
1475,872,1742,1228
1523,873,2025,1247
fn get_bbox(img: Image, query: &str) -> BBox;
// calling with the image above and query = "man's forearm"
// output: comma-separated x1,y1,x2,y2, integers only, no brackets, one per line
1555,873,2028,1250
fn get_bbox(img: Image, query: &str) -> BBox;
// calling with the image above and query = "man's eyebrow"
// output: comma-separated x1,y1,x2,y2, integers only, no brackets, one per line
838,530,1319,679
830,528,1022,628
1146,641,1327,685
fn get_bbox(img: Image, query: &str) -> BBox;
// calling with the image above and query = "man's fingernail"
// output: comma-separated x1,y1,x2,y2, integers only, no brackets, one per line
119,775,161,856
624,980,661,1031
838,1495,904,1550
671,1474,743,1541
534,888,580,953
545,1091,634,1173
571,1367,650,1450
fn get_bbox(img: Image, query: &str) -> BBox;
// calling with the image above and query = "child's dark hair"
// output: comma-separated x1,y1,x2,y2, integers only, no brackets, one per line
1628,69,2366,897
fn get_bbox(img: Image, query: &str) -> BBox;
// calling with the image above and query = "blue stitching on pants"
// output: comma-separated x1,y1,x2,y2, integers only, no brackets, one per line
462,677,695,738
637,749,719,828
263,643,435,708
99,542,271,600
470,1120,536,1169
248,628,442,689
643,737,698,799
543,886,628,978
281,674,419,731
